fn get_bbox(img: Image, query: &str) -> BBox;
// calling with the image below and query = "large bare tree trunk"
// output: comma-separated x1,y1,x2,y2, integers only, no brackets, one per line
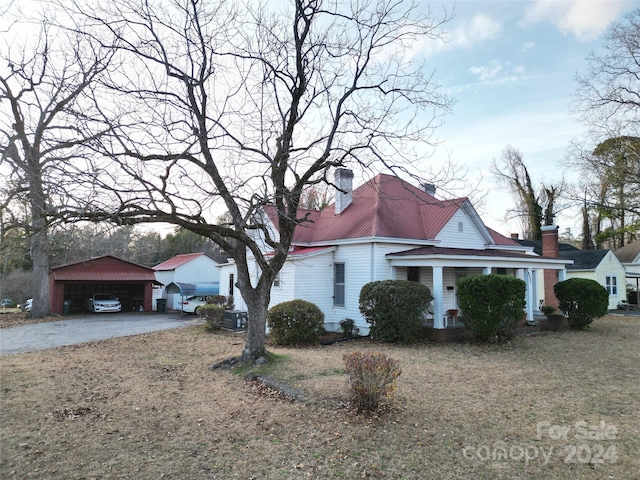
29,222,50,317
242,293,270,362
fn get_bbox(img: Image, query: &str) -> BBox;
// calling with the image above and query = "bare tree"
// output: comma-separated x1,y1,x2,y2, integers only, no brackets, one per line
565,136,640,248
61,0,452,361
0,15,113,317
574,8,640,136
491,146,566,240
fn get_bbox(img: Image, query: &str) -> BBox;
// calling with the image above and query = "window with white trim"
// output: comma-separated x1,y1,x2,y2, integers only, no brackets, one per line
273,272,281,288
605,276,617,295
407,266,420,283
334,263,345,307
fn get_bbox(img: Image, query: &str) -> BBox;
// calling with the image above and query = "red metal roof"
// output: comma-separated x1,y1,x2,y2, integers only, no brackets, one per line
487,227,521,247
153,253,208,271
265,174,509,244
51,256,157,281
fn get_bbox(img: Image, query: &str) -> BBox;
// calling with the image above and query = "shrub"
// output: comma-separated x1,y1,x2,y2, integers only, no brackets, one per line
359,280,432,343
267,300,325,346
199,304,225,331
225,295,235,310
343,351,401,413
457,274,526,342
339,318,358,338
206,295,227,306
554,278,609,330
541,305,556,316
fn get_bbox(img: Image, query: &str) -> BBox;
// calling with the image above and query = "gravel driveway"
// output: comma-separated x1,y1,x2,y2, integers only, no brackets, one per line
0,312,203,356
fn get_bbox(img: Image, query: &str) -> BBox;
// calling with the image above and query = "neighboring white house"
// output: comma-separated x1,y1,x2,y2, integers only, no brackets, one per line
614,239,640,305
559,249,628,310
516,239,630,310
153,253,220,310
218,169,570,334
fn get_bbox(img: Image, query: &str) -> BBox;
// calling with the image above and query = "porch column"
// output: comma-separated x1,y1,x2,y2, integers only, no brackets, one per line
482,267,491,275
433,266,444,329
524,268,534,321
532,270,540,312
559,269,566,281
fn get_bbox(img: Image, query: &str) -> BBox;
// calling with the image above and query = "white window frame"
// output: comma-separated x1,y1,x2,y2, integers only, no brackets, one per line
334,262,345,307
605,275,617,295
273,272,281,288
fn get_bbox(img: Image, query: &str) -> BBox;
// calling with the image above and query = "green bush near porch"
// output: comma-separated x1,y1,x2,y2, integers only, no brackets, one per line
554,278,609,330
359,280,432,343
457,274,526,342
267,300,326,346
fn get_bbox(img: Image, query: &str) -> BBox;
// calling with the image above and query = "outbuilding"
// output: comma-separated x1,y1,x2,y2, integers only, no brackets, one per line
49,256,158,314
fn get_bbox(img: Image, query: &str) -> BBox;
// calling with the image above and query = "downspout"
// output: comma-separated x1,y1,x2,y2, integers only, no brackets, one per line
371,242,375,282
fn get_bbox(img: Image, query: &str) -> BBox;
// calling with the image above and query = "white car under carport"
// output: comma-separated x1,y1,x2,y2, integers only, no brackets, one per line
86,293,122,313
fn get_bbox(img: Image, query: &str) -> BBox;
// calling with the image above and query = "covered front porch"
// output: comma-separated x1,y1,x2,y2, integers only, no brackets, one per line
386,246,570,330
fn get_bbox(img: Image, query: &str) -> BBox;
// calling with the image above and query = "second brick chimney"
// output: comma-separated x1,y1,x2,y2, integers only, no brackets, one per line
542,225,560,308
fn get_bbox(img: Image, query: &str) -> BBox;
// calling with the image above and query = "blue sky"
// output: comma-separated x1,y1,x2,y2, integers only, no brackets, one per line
414,0,636,237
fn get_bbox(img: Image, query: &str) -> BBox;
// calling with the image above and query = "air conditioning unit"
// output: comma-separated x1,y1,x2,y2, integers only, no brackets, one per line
223,310,247,330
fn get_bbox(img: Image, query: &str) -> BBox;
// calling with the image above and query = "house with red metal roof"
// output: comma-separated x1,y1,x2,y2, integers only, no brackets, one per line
218,169,570,337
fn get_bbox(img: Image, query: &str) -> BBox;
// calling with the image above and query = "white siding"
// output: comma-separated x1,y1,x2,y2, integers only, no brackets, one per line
326,244,371,332
269,262,297,307
435,209,486,249
289,253,334,318
218,263,247,311
173,256,220,283
566,252,627,310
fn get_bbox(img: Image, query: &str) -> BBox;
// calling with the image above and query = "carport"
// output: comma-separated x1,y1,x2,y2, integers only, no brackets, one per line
49,256,158,314
164,282,220,313
165,282,220,297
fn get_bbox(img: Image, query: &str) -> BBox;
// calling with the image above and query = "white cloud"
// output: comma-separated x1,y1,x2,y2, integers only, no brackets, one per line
520,41,536,51
523,0,629,41
466,60,525,85
468,61,503,81
414,12,502,57
450,13,503,48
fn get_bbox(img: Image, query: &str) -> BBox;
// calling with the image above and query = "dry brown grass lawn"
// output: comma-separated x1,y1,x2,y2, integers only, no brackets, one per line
1,315,638,479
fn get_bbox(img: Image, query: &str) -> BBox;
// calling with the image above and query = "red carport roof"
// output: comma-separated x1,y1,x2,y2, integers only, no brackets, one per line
51,255,157,282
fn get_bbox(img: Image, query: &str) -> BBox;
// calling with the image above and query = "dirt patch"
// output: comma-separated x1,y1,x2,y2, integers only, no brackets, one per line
0,311,63,329
1,316,638,479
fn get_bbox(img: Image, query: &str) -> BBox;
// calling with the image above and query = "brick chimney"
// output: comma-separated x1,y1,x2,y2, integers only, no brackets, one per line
510,233,519,240
334,168,354,215
541,225,560,308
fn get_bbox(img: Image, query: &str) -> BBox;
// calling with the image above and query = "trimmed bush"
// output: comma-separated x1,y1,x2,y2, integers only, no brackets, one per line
199,304,225,331
267,300,325,346
206,295,227,305
554,278,609,330
457,274,526,342
339,318,358,338
359,280,432,343
343,351,401,413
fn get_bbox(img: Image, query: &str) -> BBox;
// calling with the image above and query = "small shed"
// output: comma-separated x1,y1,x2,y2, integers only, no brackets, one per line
49,256,158,314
